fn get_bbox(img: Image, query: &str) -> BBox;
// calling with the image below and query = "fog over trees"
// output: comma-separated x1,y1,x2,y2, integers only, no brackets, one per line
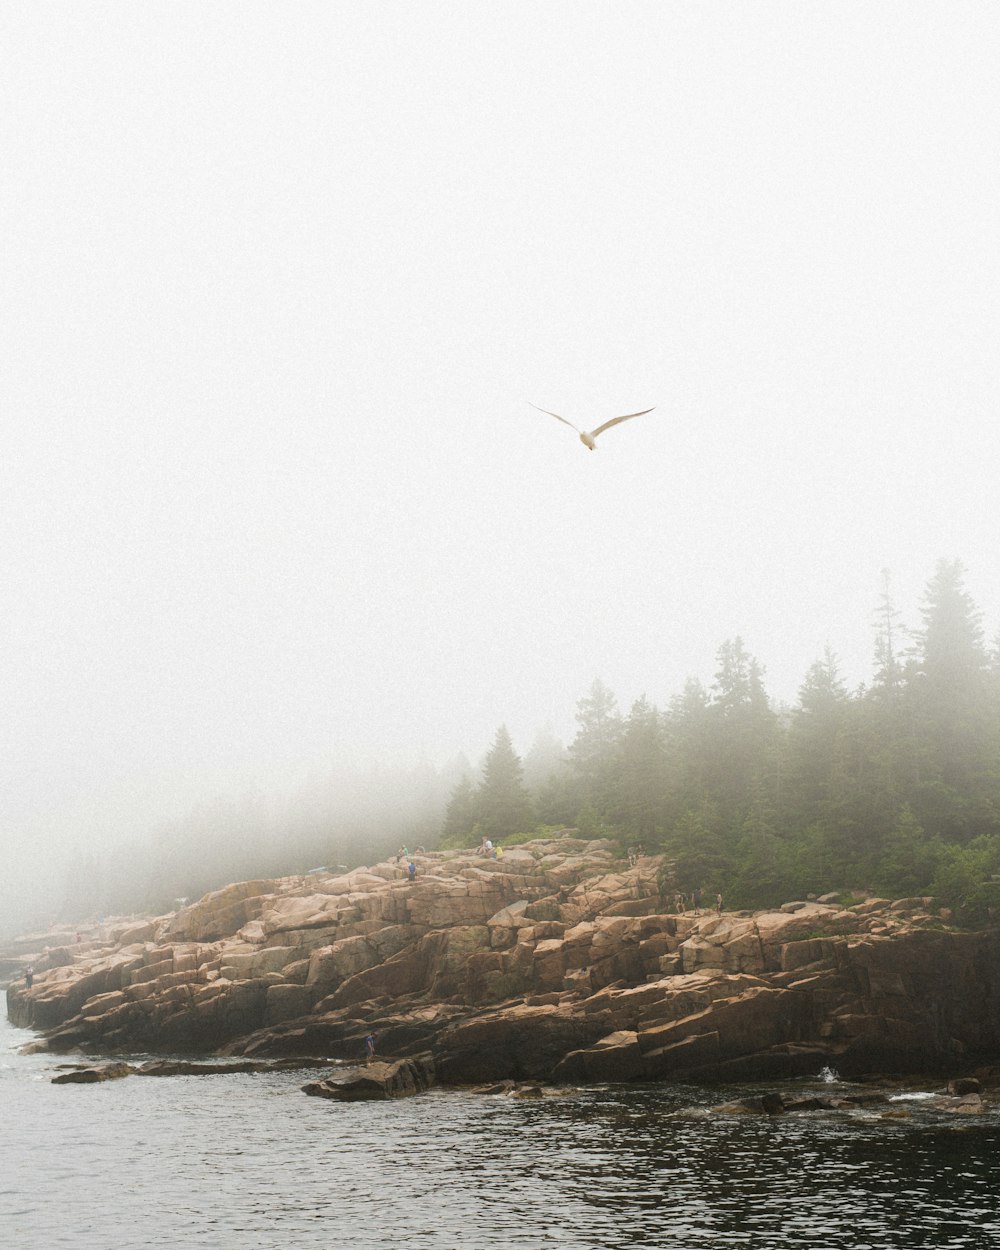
5,6,998,953
58,559,1000,928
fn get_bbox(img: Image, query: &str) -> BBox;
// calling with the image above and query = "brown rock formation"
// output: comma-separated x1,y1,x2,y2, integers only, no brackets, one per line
303,1054,435,1100
7,838,1000,1088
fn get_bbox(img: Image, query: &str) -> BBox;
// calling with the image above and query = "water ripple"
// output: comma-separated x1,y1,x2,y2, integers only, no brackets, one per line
3,1018,999,1249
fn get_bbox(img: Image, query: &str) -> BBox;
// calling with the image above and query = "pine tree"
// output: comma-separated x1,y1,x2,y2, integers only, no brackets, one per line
663,677,712,818
477,725,534,840
732,784,798,907
568,678,623,818
617,695,667,841
668,804,729,894
522,724,568,794
786,648,849,826
910,559,1000,842
706,638,778,829
441,774,479,846
871,569,906,696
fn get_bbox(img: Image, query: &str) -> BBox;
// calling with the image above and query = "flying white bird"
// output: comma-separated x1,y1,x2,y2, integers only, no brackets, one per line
530,402,655,450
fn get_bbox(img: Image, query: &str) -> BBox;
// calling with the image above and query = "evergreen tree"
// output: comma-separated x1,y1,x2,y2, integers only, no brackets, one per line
871,806,943,898
522,724,568,794
712,637,769,717
786,647,849,829
568,678,623,818
617,695,667,841
731,786,799,907
533,769,582,828
872,568,905,699
668,804,729,893
911,559,999,842
706,637,778,829
441,774,479,846
663,677,712,819
919,559,986,688
477,725,534,840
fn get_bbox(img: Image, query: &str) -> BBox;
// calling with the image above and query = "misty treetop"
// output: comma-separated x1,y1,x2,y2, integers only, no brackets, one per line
65,559,1000,927
444,559,1000,922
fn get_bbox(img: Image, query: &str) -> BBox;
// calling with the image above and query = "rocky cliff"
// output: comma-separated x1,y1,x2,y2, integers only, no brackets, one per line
7,835,1000,1085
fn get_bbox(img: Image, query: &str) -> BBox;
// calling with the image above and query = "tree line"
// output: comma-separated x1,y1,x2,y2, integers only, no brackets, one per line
57,558,1000,929
443,560,1000,924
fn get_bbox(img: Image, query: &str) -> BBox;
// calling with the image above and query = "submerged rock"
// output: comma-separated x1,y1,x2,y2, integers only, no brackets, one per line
51,1062,133,1084
928,1093,985,1114
136,1059,276,1077
711,1092,786,1116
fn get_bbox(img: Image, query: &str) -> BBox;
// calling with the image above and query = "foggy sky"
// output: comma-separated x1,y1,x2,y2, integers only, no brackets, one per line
2,2,999,927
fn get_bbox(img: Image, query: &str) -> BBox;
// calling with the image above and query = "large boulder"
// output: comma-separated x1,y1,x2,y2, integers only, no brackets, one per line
303,1055,435,1100
166,881,277,942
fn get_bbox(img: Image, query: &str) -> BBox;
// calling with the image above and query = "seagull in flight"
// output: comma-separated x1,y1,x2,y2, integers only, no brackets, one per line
530,402,655,450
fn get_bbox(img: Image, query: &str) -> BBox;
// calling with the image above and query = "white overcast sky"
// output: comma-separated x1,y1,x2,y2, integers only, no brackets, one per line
2,2,998,918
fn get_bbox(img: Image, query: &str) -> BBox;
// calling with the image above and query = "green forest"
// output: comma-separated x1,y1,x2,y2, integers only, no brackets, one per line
62,559,1000,928
443,559,1000,925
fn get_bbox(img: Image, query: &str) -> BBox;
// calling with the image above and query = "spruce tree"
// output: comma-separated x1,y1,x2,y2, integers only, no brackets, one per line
568,678,623,818
706,638,778,829
618,695,667,841
441,774,479,846
477,725,534,840
786,647,849,831
911,559,999,842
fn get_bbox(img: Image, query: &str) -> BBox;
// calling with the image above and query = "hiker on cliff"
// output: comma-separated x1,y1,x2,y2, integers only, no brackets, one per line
24,966,34,989
716,892,723,914
408,860,416,882
365,1033,376,1065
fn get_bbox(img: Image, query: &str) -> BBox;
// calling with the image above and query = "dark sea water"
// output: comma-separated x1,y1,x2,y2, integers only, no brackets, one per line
3,1014,999,1250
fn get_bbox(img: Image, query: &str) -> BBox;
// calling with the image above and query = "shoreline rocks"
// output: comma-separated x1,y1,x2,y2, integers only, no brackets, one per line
7,838,1000,1092
303,1054,435,1101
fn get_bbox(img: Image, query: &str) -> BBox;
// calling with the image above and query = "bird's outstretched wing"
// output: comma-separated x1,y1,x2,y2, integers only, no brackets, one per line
529,402,580,433
590,407,656,439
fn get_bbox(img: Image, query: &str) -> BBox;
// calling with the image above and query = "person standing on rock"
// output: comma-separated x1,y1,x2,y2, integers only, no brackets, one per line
693,888,702,914
716,893,723,914
25,966,34,989
365,1033,376,1065
408,860,416,882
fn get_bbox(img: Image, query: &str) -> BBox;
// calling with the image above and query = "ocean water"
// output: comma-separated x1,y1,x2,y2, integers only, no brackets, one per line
2,1014,999,1250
